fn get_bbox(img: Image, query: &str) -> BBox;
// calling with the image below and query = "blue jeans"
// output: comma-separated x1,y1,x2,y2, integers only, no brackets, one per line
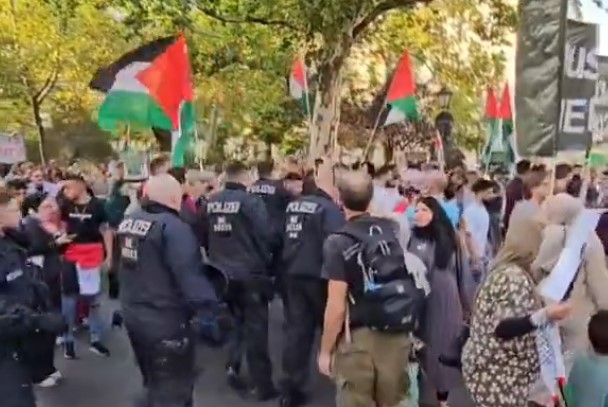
61,294,104,344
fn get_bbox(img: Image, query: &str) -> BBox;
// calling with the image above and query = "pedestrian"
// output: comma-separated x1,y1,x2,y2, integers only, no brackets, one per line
462,179,494,284
59,173,112,358
319,170,426,407
565,310,608,406
408,196,474,406
503,159,531,232
117,174,218,407
462,215,571,407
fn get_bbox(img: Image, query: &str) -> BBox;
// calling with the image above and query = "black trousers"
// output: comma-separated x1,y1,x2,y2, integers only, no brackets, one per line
0,355,36,407
225,279,273,390
126,323,195,407
281,275,327,393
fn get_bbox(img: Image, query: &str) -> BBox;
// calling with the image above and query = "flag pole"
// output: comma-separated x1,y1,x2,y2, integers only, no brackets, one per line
302,57,316,163
362,103,387,160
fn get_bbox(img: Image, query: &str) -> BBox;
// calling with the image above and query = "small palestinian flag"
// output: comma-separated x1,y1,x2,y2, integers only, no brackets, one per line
289,58,311,116
499,83,516,167
90,35,195,167
481,87,501,166
384,51,419,125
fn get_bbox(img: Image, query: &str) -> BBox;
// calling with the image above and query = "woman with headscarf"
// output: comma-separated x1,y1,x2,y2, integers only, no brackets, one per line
462,215,571,407
408,196,473,407
533,193,608,367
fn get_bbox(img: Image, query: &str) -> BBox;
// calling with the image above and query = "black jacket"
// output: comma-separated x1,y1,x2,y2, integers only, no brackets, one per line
204,182,272,280
282,189,345,278
248,178,292,251
117,201,217,339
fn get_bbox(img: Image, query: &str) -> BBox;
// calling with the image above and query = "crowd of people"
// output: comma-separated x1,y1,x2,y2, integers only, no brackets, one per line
1,153,608,407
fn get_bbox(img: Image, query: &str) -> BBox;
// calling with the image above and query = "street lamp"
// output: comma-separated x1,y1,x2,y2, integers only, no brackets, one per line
437,86,453,109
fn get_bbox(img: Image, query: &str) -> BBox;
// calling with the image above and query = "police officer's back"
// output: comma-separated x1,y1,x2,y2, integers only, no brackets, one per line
117,174,217,407
248,161,292,252
279,175,345,406
203,161,277,400
0,192,64,407
205,161,272,281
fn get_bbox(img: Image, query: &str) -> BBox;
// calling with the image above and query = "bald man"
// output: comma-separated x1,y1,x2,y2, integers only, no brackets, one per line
116,174,218,407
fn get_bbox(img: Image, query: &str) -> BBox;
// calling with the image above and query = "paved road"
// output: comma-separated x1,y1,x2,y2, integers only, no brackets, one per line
37,300,474,407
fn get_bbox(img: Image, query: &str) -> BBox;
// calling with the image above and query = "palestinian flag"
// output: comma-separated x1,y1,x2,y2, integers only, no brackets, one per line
384,51,419,125
89,35,195,167
289,58,311,116
481,87,501,166
499,83,516,168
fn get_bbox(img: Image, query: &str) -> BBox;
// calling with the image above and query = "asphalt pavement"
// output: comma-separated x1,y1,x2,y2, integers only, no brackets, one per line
37,300,474,407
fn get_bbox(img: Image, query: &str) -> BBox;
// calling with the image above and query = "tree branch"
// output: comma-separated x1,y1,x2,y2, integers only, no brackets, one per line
34,67,59,104
197,7,298,30
352,0,434,39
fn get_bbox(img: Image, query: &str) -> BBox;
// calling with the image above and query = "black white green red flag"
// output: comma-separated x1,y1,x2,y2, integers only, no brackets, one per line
89,35,195,167
384,51,419,126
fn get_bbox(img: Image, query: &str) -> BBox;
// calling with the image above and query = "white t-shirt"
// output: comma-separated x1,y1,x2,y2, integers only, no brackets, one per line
463,200,490,257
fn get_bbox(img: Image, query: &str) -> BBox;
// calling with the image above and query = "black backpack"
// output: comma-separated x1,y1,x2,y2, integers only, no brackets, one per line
339,219,426,333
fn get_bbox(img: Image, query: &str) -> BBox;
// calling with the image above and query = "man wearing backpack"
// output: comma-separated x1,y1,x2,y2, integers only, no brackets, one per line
319,170,425,407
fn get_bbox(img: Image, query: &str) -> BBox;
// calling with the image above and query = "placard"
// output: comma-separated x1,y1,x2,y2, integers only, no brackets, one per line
0,133,26,164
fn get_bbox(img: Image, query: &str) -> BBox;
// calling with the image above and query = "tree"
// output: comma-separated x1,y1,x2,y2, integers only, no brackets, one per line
0,0,128,162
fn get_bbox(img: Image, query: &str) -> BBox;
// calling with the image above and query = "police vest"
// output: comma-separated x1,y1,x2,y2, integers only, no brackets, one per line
117,218,154,267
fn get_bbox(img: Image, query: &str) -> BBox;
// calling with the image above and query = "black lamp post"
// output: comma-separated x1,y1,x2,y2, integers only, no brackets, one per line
437,86,453,109
434,86,455,164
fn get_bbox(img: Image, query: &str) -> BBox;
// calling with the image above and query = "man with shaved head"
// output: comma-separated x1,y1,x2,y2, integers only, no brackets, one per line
319,170,424,407
116,173,218,407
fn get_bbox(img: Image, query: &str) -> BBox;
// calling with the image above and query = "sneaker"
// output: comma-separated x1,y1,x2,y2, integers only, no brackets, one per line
38,376,59,388
89,341,110,357
64,342,76,359
226,367,247,394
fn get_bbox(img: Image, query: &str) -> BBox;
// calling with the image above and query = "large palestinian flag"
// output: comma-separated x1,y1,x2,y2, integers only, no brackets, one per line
499,83,516,169
384,51,419,125
481,87,501,166
90,35,195,167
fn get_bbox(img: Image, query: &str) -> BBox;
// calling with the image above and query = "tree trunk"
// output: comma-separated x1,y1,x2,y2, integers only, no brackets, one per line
31,98,46,165
308,39,353,161
264,139,272,161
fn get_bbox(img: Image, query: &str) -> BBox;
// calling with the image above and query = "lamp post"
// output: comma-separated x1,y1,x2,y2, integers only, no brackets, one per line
435,86,455,149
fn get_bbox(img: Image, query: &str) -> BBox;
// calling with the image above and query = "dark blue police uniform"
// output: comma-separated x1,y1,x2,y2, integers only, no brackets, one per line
0,232,65,407
117,201,218,407
204,181,275,397
280,188,345,405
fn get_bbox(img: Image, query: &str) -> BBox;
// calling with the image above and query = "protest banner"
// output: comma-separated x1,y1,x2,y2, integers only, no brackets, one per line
119,148,149,180
0,133,26,164
558,20,599,151
515,0,568,157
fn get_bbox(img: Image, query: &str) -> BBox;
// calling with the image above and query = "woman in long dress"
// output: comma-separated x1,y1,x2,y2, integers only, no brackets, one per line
408,196,473,407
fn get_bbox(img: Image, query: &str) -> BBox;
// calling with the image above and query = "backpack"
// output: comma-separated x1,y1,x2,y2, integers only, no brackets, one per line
338,220,426,333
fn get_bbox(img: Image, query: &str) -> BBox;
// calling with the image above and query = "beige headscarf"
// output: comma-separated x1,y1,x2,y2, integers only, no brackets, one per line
542,193,584,226
492,214,544,282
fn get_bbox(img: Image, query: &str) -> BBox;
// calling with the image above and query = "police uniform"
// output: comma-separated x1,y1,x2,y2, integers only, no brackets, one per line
117,201,218,407
0,232,65,407
204,181,275,396
248,178,293,297
280,189,345,405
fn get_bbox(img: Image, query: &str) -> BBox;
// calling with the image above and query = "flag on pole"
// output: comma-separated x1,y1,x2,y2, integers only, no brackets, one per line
289,58,311,115
89,34,195,167
499,82,516,169
481,87,501,166
384,51,419,126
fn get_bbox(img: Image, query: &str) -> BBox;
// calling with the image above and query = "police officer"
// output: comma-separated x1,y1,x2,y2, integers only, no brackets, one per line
248,161,294,299
279,169,345,407
203,161,276,401
117,174,218,407
0,191,65,407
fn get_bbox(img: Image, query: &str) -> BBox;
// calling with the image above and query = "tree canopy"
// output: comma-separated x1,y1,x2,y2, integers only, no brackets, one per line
0,0,517,163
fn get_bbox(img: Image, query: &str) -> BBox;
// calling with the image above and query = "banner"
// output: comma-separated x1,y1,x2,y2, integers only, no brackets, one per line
515,0,567,157
590,55,608,145
0,133,26,164
558,20,599,151
119,149,149,180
